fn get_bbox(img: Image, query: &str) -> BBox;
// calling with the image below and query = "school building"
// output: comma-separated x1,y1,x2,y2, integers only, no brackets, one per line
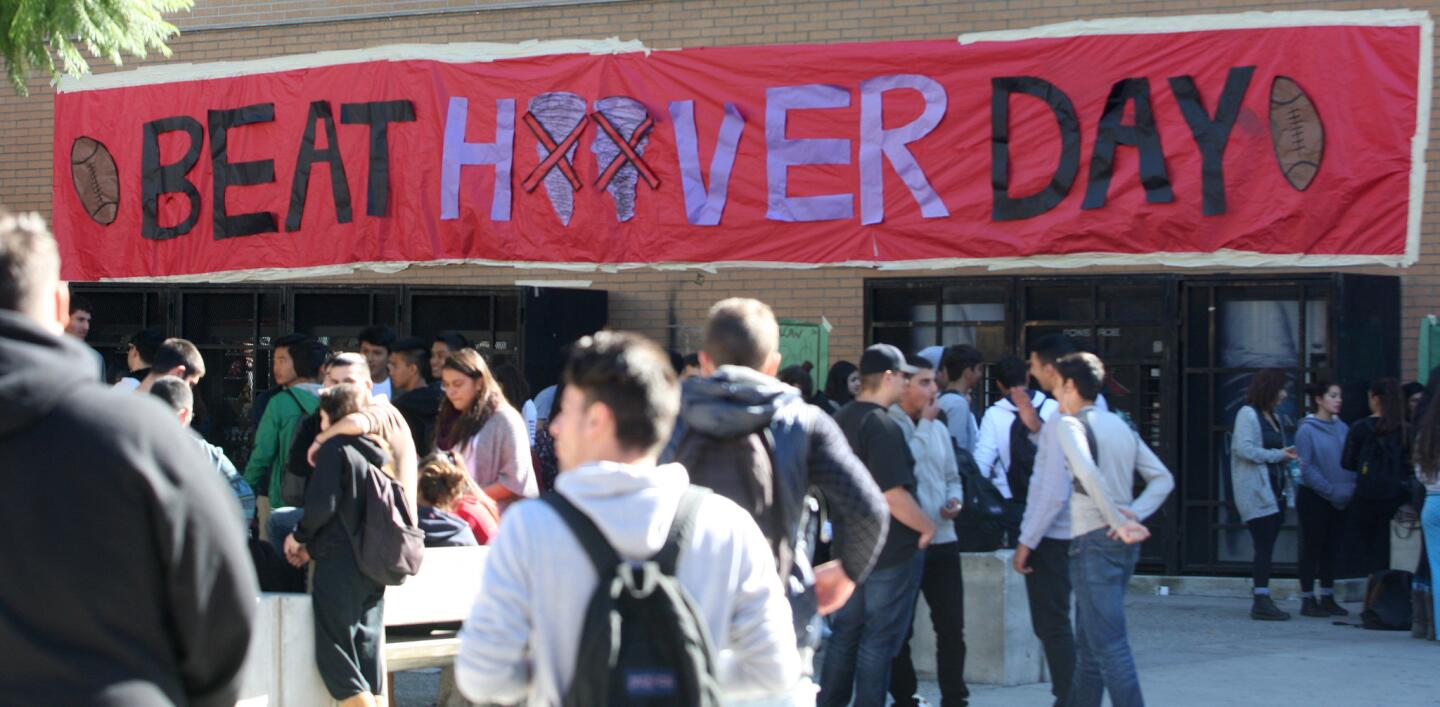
3,0,1436,576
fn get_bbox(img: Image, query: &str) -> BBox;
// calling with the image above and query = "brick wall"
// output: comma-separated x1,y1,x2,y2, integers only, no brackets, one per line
171,0,630,31
3,0,1436,374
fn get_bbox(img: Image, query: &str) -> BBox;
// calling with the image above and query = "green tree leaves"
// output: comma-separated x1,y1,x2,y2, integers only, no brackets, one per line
0,0,191,94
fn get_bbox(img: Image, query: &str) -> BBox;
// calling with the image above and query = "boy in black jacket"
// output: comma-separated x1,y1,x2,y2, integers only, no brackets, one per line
286,383,392,706
0,211,255,706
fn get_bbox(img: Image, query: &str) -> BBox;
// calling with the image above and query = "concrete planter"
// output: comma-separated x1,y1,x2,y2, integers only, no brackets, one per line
910,550,1046,687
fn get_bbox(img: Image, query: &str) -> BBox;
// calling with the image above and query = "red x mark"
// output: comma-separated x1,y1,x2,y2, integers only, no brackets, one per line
521,111,585,193
592,112,660,190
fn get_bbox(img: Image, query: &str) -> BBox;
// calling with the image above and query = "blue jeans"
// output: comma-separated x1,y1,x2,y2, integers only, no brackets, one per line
818,550,925,707
1424,493,1440,635
1068,529,1143,707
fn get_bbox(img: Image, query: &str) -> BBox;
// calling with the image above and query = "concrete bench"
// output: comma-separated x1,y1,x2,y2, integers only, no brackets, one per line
381,546,488,673
910,549,1046,687
236,546,488,706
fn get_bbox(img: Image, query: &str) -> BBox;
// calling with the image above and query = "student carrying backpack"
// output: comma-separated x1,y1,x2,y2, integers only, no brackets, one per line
662,361,888,651
543,488,720,705
1348,418,1409,505
973,356,1059,508
1342,379,1411,576
454,331,799,705
1007,412,1040,503
288,384,421,702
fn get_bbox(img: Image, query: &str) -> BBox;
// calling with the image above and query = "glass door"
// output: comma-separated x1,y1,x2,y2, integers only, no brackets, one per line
1180,280,1332,574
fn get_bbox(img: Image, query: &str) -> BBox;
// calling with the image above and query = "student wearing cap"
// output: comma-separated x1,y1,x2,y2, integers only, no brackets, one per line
820,343,937,707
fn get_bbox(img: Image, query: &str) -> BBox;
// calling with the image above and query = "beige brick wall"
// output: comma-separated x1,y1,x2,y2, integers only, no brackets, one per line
4,0,1436,374
171,0,631,31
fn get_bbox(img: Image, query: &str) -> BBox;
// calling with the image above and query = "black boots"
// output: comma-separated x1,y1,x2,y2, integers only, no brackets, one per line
1302,595,1349,617
1251,594,1291,621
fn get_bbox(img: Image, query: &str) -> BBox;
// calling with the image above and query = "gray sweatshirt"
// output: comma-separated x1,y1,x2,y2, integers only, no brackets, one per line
455,461,799,705
1295,414,1355,508
889,406,965,545
1055,408,1174,540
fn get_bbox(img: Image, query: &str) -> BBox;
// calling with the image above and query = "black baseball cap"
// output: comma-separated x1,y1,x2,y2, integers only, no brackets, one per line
860,343,919,375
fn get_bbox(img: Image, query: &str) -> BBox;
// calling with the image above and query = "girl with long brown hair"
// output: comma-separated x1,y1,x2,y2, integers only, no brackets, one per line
1413,392,1440,640
435,348,537,508
1230,368,1297,621
1341,378,1410,577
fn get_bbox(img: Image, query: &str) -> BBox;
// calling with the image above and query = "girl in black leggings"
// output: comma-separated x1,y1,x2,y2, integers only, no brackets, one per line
1341,379,1409,578
1230,369,1297,621
1294,381,1354,617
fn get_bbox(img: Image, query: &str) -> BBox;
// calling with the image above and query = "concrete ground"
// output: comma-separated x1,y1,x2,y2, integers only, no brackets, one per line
918,593,1439,707
393,593,1440,706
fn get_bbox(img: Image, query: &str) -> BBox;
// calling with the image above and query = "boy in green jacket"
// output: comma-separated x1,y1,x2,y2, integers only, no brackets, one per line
245,334,324,540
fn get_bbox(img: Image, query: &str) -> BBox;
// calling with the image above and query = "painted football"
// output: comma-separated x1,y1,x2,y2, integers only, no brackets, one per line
70,136,119,225
1269,76,1324,191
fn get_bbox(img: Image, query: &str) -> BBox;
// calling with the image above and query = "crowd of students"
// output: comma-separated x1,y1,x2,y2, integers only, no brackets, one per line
1230,365,1440,635
12,206,1431,707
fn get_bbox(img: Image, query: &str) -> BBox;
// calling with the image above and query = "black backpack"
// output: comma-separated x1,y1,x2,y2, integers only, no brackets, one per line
953,445,1022,551
1355,423,1407,503
340,453,426,586
672,427,796,580
1007,403,1041,503
543,488,721,707
1360,569,1413,631
281,409,322,507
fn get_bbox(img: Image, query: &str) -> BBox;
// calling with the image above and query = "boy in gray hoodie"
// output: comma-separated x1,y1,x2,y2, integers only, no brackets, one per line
1294,381,1354,617
455,332,800,705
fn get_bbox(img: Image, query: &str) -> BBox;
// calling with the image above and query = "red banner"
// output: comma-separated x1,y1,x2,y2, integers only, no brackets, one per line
52,12,1430,281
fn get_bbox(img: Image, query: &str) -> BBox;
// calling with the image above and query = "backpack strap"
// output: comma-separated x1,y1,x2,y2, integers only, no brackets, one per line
282,387,317,415
653,487,712,576
1072,408,1100,497
543,487,712,578
542,492,623,577
1081,408,1100,461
